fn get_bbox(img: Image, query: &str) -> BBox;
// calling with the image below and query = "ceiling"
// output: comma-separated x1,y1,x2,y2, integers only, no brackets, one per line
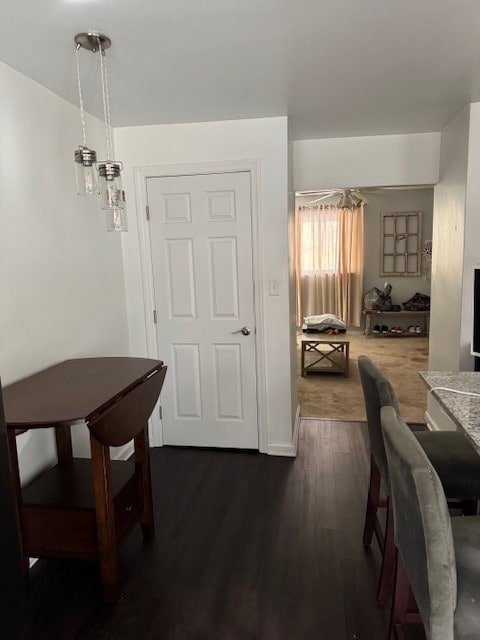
2,0,480,139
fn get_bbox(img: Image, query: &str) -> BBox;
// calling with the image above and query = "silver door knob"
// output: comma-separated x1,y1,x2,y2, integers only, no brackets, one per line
231,326,251,336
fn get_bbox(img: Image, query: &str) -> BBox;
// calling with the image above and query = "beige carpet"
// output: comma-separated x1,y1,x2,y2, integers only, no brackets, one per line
298,331,429,423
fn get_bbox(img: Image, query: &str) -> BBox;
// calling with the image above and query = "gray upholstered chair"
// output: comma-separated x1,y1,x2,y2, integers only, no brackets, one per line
358,355,480,606
381,405,480,640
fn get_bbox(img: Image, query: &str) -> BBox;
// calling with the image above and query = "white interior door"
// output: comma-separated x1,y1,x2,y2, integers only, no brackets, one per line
147,171,258,449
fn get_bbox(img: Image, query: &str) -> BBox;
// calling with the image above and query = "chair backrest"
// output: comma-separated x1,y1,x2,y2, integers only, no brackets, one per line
358,355,400,484
381,406,457,640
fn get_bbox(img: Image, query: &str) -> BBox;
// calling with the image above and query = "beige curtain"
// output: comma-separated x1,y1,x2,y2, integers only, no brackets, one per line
295,204,364,326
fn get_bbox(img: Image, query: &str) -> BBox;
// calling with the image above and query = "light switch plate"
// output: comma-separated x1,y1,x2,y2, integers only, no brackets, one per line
269,278,280,296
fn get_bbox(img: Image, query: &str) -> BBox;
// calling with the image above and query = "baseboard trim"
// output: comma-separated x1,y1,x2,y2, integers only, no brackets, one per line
267,443,296,457
292,405,300,455
112,442,134,461
267,405,300,457
300,415,365,423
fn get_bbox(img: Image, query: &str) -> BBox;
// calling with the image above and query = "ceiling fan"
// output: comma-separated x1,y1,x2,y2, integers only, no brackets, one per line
298,188,366,208
296,185,432,208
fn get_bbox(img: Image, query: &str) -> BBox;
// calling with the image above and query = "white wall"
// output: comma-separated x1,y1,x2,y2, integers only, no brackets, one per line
362,189,433,304
0,62,130,483
426,103,480,428
115,116,297,454
429,107,470,371
294,132,440,192
461,103,480,368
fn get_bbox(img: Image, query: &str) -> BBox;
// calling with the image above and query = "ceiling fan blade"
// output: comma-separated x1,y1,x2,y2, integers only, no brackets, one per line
306,192,339,204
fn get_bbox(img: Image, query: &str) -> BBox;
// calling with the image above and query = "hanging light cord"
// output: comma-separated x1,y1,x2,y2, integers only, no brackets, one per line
99,40,114,161
75,44,87,147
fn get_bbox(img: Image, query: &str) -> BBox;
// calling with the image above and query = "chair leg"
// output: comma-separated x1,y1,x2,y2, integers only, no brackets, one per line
377,496,395,606
363,455,382,547
388,552,409,640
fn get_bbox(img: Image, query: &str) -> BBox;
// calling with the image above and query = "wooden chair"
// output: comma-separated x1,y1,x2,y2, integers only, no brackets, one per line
358,356,480,606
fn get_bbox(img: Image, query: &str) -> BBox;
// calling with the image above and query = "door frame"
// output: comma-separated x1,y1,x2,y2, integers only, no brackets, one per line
133,159,268,452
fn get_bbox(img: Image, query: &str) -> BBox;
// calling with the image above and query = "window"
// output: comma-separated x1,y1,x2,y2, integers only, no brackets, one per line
300,217,339,275
299,207,340,275
295,203,365,326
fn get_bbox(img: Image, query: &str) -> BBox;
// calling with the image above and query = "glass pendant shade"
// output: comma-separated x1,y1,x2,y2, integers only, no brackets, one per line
106,192,128,232
74,146,98,195
98,161,124,210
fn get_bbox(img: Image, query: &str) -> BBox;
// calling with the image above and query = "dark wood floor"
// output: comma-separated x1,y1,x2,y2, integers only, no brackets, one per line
27,420,425,640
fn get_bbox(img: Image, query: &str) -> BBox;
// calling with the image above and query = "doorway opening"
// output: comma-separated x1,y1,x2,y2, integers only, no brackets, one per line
294,186,433,423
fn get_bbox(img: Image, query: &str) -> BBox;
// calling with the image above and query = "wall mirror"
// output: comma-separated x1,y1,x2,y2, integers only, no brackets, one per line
380,211,422,277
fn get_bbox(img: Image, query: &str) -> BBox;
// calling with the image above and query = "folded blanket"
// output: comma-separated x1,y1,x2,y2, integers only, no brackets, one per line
303,314,347,330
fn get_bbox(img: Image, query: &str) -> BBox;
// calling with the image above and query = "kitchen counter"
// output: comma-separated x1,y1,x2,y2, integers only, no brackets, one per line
420,371,480,454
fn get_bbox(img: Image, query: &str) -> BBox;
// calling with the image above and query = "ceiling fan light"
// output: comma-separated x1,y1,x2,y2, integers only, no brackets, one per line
336,190,362,209
336,192,351,209
351,193,362,207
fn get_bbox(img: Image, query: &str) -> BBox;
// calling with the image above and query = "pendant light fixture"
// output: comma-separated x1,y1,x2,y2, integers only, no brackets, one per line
74,32,127,232
74,39,98,196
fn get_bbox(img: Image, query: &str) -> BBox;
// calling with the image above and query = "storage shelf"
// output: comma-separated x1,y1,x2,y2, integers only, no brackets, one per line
22,459,136,510
368,332,427,339
20,458,142,562
363,310,430,317
363,309,430,338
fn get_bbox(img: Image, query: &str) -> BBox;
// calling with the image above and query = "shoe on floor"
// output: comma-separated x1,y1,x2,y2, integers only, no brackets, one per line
381,325,389,334
373,324,381,334
415,326,422,333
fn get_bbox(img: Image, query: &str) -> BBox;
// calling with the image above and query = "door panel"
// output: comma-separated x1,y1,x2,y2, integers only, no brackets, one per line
165,238,197,318
172,343,203,419
147,171,258,449
209,237,239,317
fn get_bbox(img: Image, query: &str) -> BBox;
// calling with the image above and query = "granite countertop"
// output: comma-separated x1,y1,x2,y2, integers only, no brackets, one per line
420,371,480,453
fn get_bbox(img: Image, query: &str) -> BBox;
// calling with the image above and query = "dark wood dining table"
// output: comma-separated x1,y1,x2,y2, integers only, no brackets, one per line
3,357,167,602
